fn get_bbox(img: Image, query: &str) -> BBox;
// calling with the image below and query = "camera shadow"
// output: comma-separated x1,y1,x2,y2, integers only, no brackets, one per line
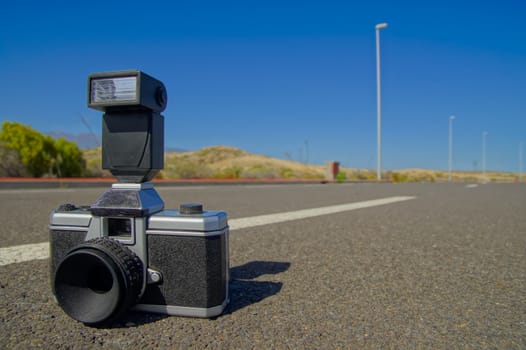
112,311,169,328
110,260,291,327
224,260,291,315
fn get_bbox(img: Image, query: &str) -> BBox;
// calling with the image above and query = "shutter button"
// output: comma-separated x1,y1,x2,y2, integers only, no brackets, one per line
180,203,204,215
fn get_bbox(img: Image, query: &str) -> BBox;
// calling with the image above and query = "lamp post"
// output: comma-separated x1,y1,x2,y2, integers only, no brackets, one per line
448,115,455,181
520,141,523,182
482,131,488,179
375,22,388,181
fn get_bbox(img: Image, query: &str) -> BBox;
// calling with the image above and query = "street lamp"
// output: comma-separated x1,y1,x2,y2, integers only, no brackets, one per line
448,115,455,182
519,141,523,182
375,22,388,181
482,131,488,179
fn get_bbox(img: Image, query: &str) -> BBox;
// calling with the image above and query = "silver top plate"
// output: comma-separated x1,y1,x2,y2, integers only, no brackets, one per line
50,211,92,227
148,210,228,232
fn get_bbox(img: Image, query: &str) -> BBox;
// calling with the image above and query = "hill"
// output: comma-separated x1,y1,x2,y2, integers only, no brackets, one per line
82,145,520,183
164,146,327,179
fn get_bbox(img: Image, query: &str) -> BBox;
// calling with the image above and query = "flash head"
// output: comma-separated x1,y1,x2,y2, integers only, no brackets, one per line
87,70,166,183
88,70,167,112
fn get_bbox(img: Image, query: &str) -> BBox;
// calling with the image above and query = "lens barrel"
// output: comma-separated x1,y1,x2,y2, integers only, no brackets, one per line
54,238,143,326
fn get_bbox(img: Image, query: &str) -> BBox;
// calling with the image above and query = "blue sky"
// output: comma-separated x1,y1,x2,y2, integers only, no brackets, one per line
1,0,525,171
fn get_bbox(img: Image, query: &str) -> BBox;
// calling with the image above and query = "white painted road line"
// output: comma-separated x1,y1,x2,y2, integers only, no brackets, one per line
0,196,415,266
0,242,50,266
465,184,479,188
229,196,416,230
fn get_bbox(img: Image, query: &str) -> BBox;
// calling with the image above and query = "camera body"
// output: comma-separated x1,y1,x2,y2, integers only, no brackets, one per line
50,184,229,325
49,70,229,326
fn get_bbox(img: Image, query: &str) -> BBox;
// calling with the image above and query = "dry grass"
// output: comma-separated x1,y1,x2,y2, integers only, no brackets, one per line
82,145,521,182
82,147,111,177
163,146,325,179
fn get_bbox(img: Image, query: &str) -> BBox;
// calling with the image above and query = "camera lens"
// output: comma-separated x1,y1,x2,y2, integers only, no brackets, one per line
86,265,113,293
54,238,143,326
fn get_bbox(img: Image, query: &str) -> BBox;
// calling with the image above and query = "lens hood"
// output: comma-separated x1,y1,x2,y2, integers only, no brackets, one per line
54,238,143,326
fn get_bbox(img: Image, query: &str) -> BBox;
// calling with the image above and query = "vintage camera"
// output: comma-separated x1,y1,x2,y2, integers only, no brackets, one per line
49,70,229,326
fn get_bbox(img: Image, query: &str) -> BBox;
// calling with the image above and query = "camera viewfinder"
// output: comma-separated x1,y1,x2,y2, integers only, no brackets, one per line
106,218,133,239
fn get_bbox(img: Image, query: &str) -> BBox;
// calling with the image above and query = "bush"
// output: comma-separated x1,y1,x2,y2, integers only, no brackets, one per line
0,121,86,177
54,138,86,177
214,166,242,179
0,121,56,176
391,172,408,183
336,171,347,183
280,167,295,178
0,143,27,176
349,170,376,181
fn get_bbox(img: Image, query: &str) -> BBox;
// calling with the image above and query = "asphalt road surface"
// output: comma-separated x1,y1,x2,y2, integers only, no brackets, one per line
0,183,525,349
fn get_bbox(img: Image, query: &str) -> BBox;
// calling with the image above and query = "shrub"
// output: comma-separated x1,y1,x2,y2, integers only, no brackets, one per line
213,166,242,179
54,138,86,177
0,121,86,177
280,167,295,178
391,172,408,183
0,143,27,176
336,171,347,183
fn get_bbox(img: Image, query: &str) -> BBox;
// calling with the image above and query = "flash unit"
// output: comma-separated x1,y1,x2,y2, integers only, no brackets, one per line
87,70,166,183
88,70,167,112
